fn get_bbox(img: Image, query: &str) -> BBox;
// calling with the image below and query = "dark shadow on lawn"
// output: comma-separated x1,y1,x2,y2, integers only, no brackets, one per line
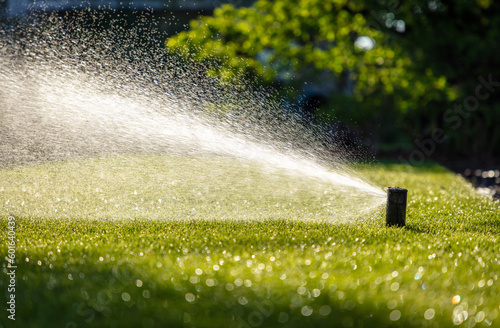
15,260,415,328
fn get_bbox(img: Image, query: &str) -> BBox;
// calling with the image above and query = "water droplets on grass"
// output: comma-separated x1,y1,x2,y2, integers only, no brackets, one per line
424,308,435,320
185,293,195,303
390,310,401,321
121,292,131,302
301,305,313,316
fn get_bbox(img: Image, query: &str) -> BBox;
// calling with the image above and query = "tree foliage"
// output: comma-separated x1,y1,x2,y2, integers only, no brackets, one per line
168,1,430,96
166,0,500,162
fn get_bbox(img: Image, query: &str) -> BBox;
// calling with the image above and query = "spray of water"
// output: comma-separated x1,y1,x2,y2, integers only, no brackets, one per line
0,7,385,221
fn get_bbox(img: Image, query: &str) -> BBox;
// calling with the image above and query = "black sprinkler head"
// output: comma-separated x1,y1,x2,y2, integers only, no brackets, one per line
386,187,408,227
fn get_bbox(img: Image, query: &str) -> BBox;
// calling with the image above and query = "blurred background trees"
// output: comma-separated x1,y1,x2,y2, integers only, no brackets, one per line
2,0,498,166
166,0,500,166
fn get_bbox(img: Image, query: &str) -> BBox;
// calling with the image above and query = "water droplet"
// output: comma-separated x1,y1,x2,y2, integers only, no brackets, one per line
476,311,485,322
301,306,313,316
297,286,307,295
390,310,401,321
238,297,248,305
319,305,331,316
185,293,195,302
424,308,435,320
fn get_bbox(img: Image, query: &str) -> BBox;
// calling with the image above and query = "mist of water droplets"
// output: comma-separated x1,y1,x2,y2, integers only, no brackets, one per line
0,7,385,221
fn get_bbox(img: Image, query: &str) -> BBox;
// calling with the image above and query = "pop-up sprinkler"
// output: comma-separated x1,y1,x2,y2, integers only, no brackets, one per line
386,187,408,227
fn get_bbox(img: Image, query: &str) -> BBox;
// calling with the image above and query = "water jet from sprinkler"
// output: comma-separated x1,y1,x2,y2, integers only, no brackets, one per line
386,187,408,227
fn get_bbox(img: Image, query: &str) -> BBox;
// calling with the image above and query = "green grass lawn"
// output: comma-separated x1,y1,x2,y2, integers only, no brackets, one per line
1,156,499,328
